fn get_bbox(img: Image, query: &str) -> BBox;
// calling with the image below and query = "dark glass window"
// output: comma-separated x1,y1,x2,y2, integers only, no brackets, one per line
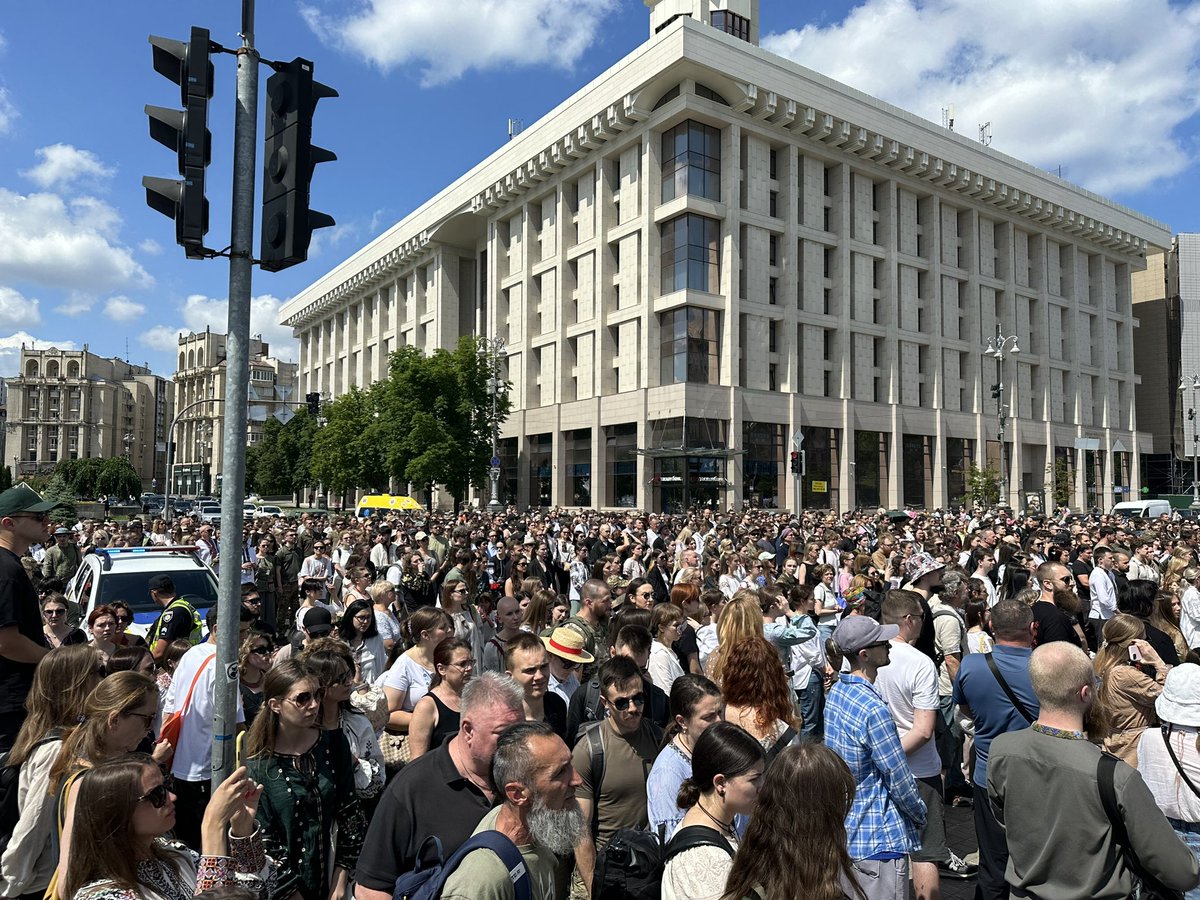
661,121,721,202
660,308,721,385
711,10,751,41
661,214,721,294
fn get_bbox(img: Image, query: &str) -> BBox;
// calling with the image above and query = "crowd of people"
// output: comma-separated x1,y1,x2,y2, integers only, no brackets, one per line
0,481,1198,899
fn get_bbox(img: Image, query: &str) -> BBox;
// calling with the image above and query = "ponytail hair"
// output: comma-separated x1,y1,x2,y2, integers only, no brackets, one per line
401,607,452,647
676,721,764,810
662,674,722,746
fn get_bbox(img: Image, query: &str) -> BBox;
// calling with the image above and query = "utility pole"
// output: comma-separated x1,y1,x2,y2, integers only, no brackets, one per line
212,0,258,788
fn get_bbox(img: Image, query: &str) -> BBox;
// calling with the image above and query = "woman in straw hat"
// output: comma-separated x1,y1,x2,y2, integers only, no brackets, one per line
1136,663,1200,900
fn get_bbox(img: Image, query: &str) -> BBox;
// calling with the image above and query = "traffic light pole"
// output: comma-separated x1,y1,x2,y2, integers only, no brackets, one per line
212,0,259,789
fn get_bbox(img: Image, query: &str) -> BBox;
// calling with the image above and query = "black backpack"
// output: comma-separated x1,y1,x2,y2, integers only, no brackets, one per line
0,732,61,855
582,720,666,900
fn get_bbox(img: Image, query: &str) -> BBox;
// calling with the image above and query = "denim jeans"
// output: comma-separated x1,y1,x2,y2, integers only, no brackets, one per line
797,670,825,740
1168,818,1200,900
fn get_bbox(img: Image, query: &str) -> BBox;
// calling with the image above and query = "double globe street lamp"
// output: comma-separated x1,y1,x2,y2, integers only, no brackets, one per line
984,326,1020,508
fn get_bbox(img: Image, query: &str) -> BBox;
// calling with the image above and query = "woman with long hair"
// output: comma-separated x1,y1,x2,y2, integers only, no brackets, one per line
238,630,274,727
1093,613,1170,765
300,638,384,805
648,604,687,696
40,592,87,649
397,552,432,611
1151,590,1191,663
647,674,725,835
703,595,764,684
407,637,474,760
721,742,865,900
964,590,994,654
49,672,169,893
87,604,121,665
60,756,269,900
438,578,485,669
380,607,452,732
368,579,403,653
721,637,799,752
0,646,103,898
663,722,766,900
522,589,558,636
718,552,742,600
504,556,530,597
244,659,366,900
108,645,155,676
336,598,387,683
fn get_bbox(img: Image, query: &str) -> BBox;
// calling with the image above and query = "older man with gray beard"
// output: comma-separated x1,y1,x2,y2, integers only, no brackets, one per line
441,720,585,900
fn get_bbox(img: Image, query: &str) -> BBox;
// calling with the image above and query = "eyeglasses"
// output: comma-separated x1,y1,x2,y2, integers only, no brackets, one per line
249,646,272,656
353,613,372,622
124,710,156,730
43,608,65,617
608,692,646,711
11,513,50,523
288,689,325,707
451,588,469,595
865,641,892,650
139,776,175,809
447,658,475,671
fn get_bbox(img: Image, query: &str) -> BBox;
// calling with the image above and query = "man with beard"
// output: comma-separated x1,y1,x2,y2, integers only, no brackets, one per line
440,721,584,899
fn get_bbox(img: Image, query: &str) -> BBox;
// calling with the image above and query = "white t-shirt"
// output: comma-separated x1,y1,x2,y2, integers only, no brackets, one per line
379,652,434,711
163,643,244,782
873,639,941,779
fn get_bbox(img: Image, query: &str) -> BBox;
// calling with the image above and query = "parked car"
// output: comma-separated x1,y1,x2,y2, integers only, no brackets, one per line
253,505,284,519
65,545,219,639
1110,499,1173,519
197,502,222,525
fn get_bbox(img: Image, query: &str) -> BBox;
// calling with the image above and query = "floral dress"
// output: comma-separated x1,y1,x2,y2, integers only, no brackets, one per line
71,831,271,900
246,728,367,900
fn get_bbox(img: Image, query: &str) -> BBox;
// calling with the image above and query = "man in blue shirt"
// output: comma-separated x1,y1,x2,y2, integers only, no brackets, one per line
827,614,927,900
952,600,1038,900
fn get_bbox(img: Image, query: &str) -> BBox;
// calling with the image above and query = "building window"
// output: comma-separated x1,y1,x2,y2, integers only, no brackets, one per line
661,214,721,294
661,121,721,203
711,10,750,41
606,424,638,507
660,308,721,385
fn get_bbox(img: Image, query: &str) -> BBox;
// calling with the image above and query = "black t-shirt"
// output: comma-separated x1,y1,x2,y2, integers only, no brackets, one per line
544,691,567,741
0,547,46,714
355,739,491,892
1031,600,1081,648
1070,559,1092,603
671,622,700,672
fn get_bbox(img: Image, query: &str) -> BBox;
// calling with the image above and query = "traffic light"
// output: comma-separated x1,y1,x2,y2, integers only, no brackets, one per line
260,58,337,272
790,451,801,475
143,27,213,259
991,383,1002,400
306,392,320,416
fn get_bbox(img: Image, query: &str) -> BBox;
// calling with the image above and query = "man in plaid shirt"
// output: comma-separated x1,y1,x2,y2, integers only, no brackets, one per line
827,615,928,900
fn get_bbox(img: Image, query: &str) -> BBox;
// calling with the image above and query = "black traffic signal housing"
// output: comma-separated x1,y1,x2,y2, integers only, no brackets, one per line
306,392,320,416
790,451,801,475
991,383,1002,400
143,27,213,259
260,58,337,272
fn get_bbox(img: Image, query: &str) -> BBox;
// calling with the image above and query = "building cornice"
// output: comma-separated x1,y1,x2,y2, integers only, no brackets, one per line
280,17,1171,332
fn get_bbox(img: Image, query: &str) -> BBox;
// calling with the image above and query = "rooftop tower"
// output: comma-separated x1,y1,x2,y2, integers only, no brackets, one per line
645,0,759,45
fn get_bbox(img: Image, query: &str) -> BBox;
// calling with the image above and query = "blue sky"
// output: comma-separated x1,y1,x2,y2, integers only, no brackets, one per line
1,0,1198,381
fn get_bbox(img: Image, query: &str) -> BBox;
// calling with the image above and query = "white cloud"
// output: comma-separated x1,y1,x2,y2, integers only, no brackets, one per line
301,0,617,86
21,144,115,190
762,0,1200,196
0,286,40,330
53,296,94,317
0,332,78,378
138,238,163,256
0,87,14,136
104,296,146,322
0,188,151,292
140,325,186,352
178,293,299,362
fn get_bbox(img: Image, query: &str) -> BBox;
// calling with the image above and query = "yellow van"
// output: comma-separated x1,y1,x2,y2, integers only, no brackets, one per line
355,494,423,518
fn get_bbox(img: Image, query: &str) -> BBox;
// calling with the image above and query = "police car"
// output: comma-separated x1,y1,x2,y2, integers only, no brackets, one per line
65,545,220,639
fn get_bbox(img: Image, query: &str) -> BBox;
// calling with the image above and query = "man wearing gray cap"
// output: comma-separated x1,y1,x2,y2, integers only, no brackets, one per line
40,525,80,581
826,615,927,900
0,486,57,749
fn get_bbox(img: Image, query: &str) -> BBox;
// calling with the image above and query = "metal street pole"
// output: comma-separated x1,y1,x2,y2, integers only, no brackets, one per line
164,397,224,525
484,338,506,513
212,0,258,788
985,326,1019,509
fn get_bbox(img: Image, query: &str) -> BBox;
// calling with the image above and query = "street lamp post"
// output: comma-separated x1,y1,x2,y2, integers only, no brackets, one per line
479,337,507,513
1179,375,1200,510
984,325,1020,509
164,398,223,525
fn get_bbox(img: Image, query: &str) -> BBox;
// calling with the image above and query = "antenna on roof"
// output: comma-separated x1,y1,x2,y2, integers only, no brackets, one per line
941,104,955,131
507,118,523,141
978,122,992,146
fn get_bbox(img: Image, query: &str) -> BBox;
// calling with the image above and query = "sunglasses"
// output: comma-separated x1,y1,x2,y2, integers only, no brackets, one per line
249,646,272,656
43,608,65,617
558,658,580,670
608,692,646,711
288,689,325,707
139,776,175,809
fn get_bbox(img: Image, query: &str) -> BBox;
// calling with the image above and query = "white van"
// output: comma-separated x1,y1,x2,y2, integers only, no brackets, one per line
1110,499,1173,519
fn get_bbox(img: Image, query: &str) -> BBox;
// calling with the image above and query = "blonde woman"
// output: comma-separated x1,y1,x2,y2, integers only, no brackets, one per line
1093,613,1171,765
704,594,765,684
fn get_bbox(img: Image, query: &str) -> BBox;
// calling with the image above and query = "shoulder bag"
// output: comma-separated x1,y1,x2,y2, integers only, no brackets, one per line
984,653,1035,724
1097,752,1185,900
159,653,214,747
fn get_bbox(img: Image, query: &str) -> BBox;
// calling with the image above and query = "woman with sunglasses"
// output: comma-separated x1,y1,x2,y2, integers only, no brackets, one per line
368,579,403,653
87,604,122,666
244,659,366,900
238,630,275,727
48,671,171,894
0,646,103,899
336,598,387,684
439,578,486,671
503,556,530,598
108,600,148,649
41,591,87,649
60,755,268,900
301,639,384,808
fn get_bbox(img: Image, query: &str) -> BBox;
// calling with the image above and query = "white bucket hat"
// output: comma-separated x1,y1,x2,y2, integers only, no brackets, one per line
1156,663,1200,728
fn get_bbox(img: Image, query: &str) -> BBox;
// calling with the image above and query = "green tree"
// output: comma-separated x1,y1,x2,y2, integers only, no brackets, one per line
96,457,142,499
41,472,77,522
1051,456,1072,508
247,409,318,500
310,387,387,496
966,465,1001,507
0,466,11,492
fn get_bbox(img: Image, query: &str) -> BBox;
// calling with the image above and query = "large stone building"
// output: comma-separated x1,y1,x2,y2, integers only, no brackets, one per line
171,330,298,496
3,346,172,490
280,0,1168,512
